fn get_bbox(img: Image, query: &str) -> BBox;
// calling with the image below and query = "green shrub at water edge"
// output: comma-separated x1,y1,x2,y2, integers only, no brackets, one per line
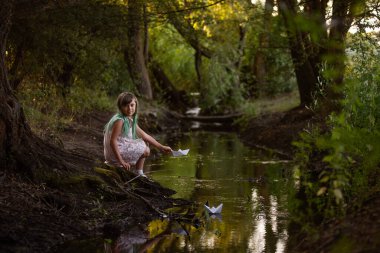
290,33,380,226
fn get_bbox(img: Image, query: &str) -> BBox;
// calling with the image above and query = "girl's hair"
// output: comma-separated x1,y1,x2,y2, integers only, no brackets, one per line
117,92,138,116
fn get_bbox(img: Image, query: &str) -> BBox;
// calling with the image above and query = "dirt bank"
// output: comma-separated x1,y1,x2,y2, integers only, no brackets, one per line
239,106,316,158
0,106,189,253
2,103,378,253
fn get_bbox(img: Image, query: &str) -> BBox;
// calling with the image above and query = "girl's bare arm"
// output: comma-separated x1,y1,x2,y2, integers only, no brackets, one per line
136,125,172,153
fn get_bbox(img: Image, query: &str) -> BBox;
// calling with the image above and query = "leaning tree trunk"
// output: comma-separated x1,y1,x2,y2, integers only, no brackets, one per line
0,1,72,177
278,0,319,106
164,0,213,59
288,35,319,106
150,58,189,112
124,0,152,100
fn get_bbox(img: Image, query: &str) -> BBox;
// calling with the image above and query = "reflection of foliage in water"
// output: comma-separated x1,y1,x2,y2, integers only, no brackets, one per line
148,132,291,252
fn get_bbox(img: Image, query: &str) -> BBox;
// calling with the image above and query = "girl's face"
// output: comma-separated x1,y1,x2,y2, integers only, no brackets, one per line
121,99,136,117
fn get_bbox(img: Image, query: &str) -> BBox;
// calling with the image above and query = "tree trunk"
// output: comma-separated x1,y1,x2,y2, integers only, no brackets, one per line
150,59,189,112
163,1,213,58
8,40,25,90
0,1,74,176
124,0,152,99
143,3,149,66
0,0,35,172
324,0,351,111
57,62,74,98
1,0,15,169
236,24,247,71
303,0,328,80
278,0,319,106
252,0,274,96
195,46,202,89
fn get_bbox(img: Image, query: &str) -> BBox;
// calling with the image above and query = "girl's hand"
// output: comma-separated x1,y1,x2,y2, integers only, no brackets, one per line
161,145,172,154
120,160,131,170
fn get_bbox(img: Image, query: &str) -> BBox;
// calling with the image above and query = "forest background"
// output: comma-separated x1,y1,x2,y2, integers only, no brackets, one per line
0,0,379,252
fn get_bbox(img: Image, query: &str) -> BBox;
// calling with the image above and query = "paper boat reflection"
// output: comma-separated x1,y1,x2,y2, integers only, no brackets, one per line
204,203,223,214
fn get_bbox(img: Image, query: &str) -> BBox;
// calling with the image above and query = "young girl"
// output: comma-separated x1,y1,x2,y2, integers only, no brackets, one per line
104,92,172,176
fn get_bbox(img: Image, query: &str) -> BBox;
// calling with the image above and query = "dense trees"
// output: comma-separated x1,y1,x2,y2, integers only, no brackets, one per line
1,0,379,169
1,0,128,171
278,0,366,107
1,2,379,252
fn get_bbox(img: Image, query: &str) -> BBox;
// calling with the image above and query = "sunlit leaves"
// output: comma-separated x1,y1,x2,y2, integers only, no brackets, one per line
317,187,327,196
149,24,197,91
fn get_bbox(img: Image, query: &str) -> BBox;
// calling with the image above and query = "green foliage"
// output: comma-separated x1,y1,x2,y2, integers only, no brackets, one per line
149,24,197,91
200,46,245,114
291,32,380,224
242,10,297,97
233,102,256,129
72,39,135,97
8,0,134,95
265,48,296,95
10,1,134,133
150,11,247,114
19,79,113,134
9,1,130,88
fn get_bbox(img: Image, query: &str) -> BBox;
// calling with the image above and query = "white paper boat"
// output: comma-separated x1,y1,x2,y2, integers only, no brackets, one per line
204,203,223,214
172,149,190,157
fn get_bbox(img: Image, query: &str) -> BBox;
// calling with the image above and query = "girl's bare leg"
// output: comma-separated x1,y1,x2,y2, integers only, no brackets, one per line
136,146,150,173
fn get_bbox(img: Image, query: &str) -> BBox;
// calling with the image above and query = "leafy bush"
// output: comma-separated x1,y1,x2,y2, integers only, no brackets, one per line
291,32,380,224
19,79,113,134
200,47,245,114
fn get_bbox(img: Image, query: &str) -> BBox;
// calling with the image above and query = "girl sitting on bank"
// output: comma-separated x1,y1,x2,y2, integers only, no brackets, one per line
104,92,172,177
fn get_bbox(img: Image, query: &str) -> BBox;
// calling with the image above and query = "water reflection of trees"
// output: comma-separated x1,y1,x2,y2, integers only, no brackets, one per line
148,132,290,252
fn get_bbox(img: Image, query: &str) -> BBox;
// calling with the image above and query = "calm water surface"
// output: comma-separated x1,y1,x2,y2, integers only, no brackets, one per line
143,131,291,253
57,131,292,253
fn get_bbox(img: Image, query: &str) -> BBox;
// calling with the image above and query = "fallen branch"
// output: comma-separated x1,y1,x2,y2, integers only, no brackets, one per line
180,113,242,123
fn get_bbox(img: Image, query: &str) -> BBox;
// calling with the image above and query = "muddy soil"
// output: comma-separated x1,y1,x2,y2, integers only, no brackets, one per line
0,108,189,253
1,104,378,253
239,106,317,158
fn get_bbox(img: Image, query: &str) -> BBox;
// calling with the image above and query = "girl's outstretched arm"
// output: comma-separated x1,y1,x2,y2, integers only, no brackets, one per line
136,125,172,153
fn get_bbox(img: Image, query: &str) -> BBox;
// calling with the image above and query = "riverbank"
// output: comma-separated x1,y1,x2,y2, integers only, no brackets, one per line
0,103,189,253
239,106,316,158
237,100,380,253
2,96,378,253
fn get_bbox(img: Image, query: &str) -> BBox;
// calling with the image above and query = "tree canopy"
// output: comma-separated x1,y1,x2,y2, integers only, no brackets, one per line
1,1,380,252
1,0,379,172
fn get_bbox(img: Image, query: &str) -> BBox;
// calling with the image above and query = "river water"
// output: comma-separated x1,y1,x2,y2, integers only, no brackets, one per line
142,131,292,253
57,130,293,253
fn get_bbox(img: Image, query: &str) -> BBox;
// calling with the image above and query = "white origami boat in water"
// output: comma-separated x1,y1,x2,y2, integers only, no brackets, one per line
172,149,190,157
204,203,223,214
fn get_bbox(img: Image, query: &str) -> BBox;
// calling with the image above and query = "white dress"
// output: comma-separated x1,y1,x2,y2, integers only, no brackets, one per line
104,120,147,167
